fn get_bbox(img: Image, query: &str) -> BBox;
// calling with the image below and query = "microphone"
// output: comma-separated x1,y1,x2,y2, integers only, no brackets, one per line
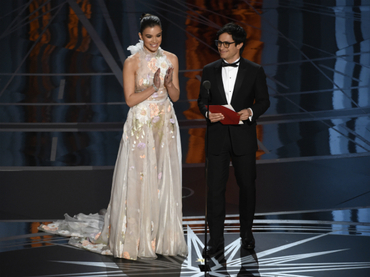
203,80,211,90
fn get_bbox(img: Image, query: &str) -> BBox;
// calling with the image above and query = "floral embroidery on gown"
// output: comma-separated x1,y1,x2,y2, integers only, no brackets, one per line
38,41,188,260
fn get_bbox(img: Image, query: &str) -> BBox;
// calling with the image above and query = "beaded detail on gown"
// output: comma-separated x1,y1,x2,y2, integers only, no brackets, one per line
38,41,188,260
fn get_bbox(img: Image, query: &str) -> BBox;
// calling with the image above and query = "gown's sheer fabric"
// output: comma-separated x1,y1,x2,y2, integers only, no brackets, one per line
39,41,188,260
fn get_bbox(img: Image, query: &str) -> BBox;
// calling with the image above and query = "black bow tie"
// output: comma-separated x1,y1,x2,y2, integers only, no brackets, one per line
222,60,239,67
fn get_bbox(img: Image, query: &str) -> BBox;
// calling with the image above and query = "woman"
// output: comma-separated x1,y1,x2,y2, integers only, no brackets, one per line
39,14,188,260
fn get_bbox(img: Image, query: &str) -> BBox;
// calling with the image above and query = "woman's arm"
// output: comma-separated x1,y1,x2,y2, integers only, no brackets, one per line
123,55,159,107
164,52,180,102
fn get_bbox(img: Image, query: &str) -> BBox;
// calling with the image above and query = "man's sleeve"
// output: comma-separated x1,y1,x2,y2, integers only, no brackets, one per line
249,66,270,121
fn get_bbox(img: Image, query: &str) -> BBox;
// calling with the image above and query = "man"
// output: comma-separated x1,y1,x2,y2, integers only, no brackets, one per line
198,23,270,257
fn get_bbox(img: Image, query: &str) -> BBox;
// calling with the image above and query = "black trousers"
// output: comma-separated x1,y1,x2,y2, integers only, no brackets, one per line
207,129,256,245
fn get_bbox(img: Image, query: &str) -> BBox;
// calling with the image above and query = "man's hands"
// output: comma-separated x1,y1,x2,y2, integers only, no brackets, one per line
238,109,252,121
208,108,252,123
208,111,224,123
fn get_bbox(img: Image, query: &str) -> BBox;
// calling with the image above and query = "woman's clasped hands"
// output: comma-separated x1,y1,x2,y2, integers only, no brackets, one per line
152,66,174,96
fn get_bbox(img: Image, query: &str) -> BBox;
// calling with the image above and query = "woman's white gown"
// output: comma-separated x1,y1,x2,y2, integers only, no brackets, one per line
39,41,188,260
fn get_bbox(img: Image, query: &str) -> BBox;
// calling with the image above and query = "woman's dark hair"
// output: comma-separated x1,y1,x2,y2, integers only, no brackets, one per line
216,23,247,53
140,14,162,33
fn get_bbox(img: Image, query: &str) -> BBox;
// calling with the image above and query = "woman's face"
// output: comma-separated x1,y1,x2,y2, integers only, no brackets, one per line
139,25,162,53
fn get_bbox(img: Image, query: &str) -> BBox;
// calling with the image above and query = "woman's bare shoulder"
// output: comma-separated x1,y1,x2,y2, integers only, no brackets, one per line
163,50,178,64
124,53,140,69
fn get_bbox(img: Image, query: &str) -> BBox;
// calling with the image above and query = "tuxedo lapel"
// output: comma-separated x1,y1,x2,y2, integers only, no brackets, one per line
214,60,227,104
231,58,247,104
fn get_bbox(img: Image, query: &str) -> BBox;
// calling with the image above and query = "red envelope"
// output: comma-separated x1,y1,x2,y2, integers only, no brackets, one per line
207,105,241,125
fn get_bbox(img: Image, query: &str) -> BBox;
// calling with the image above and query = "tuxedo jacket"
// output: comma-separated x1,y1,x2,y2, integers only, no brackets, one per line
198,58,270,156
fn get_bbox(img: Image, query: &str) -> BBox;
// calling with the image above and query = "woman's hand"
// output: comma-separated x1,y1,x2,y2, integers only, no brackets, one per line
123,55,160,107
162,52,180,102
153,68,161,90
164,67,174,88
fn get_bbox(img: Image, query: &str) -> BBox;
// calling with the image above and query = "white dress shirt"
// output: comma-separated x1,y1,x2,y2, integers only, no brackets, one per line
222,59,239,105
221,58,253,120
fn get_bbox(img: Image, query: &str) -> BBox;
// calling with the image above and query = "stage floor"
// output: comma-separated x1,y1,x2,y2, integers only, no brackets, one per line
1,156,370,277
1,207,370,276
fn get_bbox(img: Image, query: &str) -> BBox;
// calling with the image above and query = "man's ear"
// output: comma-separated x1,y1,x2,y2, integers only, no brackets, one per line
237,42,243,50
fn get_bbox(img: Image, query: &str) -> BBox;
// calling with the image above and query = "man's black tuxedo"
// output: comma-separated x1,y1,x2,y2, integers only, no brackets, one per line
198,58,270,155
197,57,270,246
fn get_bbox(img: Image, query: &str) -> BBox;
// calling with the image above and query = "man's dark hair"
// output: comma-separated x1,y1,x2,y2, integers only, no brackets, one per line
216,23,247,54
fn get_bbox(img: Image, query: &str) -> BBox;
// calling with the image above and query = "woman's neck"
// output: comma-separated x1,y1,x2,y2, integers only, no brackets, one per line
143,45,159,56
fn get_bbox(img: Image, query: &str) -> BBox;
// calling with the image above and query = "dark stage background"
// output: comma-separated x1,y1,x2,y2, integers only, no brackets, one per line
0,0,369,221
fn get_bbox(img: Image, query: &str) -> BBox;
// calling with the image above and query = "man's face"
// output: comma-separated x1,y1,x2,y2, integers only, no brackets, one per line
217,32,243,63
